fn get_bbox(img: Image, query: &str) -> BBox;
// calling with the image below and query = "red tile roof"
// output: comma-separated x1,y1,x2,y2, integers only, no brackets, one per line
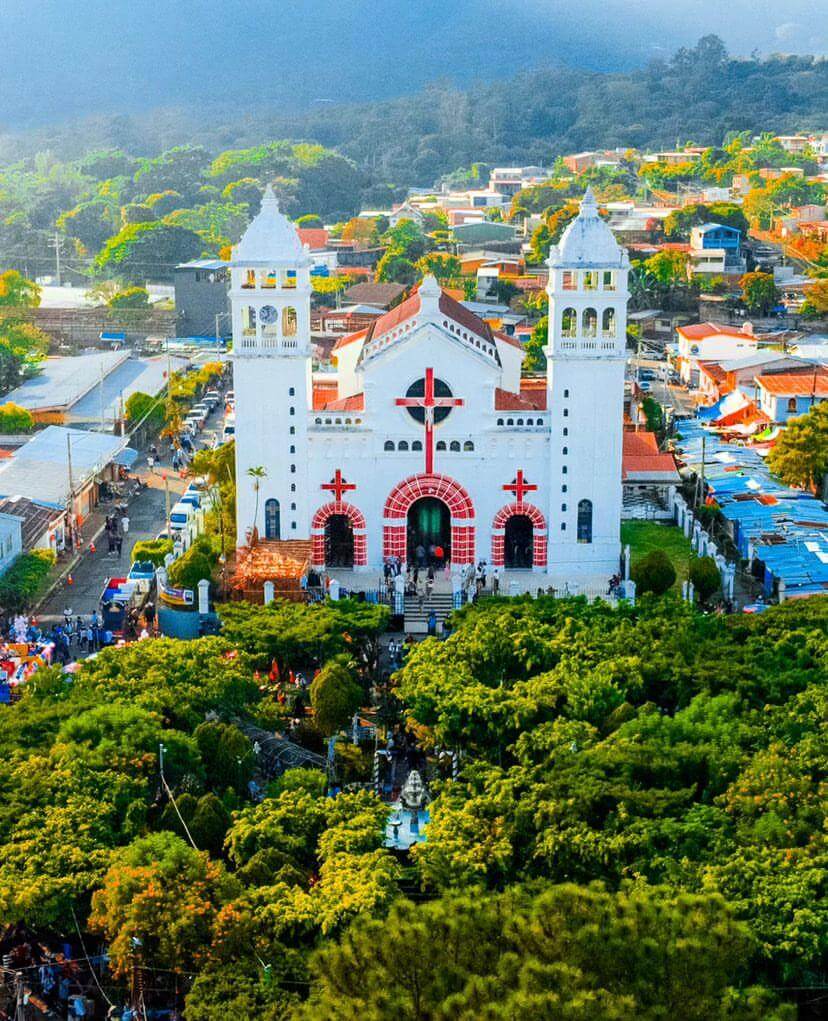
320,393,365,412
698,361,728,383
297,228,329,250
623,430,660,456
678,322,754,341
755,368,828,397
622,430,678,480
331,282,498,353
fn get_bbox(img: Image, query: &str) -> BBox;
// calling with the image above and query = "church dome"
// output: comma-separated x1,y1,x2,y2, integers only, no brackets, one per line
547,187,629,269
231,185,308,266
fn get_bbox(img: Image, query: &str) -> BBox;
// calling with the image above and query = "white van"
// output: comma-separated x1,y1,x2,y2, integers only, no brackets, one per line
168,501,196,548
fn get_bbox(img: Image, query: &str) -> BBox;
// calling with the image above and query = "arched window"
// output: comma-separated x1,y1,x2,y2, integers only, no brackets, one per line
577,499,593,543
562,446,568,455
463,440,474,451
289,406,295,416
398,440,409,451
787,397,797,413
582,308,597,337
516,418,524,426
497,418,504,426
412,440,422,451
506,418,514,426
561,307,577,338
602,307,616,337
282,306,298,337
289,387,295,396
384,440,395,451
450,440,461,452
436,440,446,451
264,499,280,540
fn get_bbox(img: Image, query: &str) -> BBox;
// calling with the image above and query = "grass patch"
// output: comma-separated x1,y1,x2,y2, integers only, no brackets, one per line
621,521,693,591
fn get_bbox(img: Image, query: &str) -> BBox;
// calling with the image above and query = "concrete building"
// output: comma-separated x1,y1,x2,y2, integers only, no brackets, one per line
174,259,230,338
232,187,629,582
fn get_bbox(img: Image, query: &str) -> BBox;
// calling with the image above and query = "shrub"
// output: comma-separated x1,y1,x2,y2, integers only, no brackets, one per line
0,549,56,611
125,391,164,430
631,549,676,595
0,402,34,433
131,538,173,567
689,556,721,604
310,657,363,736
168,537,218,591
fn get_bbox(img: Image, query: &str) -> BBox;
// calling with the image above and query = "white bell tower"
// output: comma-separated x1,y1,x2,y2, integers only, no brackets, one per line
544,188,629,577
230,186,312,546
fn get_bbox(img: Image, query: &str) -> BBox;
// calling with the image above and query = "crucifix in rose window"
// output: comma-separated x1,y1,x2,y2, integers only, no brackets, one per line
396,367,463,473
321,469,356,502
503,470,537,504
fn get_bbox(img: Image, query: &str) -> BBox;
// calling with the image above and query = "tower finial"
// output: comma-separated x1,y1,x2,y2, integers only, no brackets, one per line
261,183,279,214
580,186,598,214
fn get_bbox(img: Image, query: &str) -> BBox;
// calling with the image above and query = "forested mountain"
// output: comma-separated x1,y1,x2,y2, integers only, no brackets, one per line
1,38,826,188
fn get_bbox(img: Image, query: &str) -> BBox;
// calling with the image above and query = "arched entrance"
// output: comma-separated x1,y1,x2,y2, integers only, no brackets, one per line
384,474,475,567
407,497,451,566
491,502,547,570
311,501,367,568
504,514,533,568
325,514,354,567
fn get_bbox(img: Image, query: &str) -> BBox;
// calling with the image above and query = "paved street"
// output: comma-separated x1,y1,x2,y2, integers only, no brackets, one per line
37,396,226,623
38,468,187,622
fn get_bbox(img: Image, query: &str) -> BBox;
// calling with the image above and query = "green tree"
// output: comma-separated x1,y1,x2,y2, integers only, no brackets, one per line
381,220,426,261
375,252,418,285
739,271,778,314
415,252,461,282
194,720,253,794
310,658,363,736
94,221,209,283
0,270,40,308
89,831,239,977
0,401,34,432
107,285,150,309
690,556,721,604
523,315,547,371
631,549,677,594
246,465,267,541
301,884,790,1020
766,401,828,490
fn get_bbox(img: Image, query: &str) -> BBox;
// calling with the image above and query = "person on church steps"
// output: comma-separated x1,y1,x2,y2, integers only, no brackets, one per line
427,610,437,637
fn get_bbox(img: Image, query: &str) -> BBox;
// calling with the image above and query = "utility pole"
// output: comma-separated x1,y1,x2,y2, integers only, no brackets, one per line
163,472,171,536
48,231,63,286
66,432,75,550
698,434,706,508
99,361,106,431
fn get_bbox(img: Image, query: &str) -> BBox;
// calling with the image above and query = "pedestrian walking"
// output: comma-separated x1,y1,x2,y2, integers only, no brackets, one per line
115,534,123,557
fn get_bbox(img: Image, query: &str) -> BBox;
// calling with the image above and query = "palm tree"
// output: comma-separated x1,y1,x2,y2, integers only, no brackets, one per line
246,465,267,545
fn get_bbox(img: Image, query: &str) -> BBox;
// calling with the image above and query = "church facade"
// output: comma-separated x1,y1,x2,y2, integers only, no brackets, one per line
231,187,629,581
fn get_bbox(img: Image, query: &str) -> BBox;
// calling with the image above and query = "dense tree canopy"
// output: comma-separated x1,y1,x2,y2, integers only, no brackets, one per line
0,591,822,1016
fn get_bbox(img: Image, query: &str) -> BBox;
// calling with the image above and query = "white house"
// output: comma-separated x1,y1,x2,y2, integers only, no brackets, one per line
232,187,628,585
675,322,759,386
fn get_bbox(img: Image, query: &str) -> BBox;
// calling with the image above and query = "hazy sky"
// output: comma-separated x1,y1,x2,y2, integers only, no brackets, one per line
0,0,825,128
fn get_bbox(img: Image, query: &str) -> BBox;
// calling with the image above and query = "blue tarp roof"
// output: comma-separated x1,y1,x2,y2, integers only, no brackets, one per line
675,419,828,597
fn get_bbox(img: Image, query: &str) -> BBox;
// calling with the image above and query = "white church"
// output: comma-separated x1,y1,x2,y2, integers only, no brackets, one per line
231,186,629,586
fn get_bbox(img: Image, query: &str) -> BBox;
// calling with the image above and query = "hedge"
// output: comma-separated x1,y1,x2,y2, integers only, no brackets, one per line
131,538,174,567
0,549,57,612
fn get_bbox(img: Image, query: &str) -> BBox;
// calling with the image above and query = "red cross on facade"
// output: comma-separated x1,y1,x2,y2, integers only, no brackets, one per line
503,470,537,504
321,469,356,502
395,367,463,473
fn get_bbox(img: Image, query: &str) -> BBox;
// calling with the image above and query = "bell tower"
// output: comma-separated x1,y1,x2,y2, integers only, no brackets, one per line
544,188,630,577
230,186,312,546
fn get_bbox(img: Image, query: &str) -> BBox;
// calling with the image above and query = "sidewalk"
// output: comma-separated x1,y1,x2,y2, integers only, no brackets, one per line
38,467,187,622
